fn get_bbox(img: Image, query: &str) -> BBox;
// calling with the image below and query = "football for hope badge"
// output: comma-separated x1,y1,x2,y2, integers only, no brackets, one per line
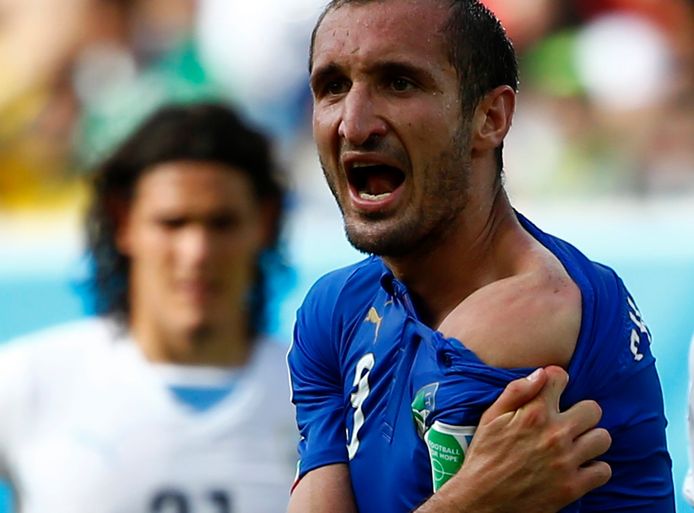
412,383,476,492
424,421,476,491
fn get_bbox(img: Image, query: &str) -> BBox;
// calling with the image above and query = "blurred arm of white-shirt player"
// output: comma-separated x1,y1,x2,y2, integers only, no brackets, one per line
0,339,31,479
288,367,611,513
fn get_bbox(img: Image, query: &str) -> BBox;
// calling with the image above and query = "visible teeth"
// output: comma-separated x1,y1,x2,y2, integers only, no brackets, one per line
359,191,391,201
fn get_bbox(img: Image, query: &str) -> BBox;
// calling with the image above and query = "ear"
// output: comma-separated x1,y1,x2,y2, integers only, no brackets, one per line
470,85,516,154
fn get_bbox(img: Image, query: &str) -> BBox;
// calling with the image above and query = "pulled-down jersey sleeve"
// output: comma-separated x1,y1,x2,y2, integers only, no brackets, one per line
565,266,675,512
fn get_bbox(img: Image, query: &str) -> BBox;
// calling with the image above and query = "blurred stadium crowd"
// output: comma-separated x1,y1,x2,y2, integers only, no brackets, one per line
0,0,692,215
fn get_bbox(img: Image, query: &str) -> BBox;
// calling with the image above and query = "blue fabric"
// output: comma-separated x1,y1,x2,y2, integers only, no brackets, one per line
167,384,235,412
287,212,675,513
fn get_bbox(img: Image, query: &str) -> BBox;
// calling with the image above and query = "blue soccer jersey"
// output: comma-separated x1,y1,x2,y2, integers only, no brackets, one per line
287,213,675,513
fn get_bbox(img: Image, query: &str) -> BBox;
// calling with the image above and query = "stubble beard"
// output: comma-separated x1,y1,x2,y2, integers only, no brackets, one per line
321,126,472,258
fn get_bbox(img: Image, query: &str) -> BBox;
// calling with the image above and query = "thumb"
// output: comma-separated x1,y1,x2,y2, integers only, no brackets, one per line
480,367,547,425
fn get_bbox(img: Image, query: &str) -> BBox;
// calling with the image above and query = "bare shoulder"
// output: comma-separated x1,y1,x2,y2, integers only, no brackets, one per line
437,250,581,369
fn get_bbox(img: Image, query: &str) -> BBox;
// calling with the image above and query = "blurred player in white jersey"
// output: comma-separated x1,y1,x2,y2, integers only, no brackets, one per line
0,103,297,513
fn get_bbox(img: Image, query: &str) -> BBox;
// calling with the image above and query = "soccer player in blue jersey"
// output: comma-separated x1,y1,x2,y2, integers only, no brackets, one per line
287,0,675,512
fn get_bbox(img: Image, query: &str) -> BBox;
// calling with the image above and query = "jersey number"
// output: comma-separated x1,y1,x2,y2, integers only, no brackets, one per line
151,489,231,513
627,295,651,362
347,353,375,460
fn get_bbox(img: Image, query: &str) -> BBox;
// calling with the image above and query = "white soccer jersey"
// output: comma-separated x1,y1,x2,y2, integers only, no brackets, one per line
685,332,694,507
0,318,297,513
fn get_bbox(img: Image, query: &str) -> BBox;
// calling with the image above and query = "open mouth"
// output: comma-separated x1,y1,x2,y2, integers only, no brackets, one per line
347,163,406,202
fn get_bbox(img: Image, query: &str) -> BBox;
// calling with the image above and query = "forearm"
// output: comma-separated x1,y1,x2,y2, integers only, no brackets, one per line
413,476,481,513
288,464,357,513
415,475,580,513
413,467,551,513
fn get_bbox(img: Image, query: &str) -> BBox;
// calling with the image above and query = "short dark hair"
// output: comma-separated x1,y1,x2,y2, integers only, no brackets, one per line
308,0,518,178
85,102,287,339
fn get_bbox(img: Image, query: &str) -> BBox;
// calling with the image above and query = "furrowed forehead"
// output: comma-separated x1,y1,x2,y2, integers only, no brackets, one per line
317,0,449,36
311,0,450,71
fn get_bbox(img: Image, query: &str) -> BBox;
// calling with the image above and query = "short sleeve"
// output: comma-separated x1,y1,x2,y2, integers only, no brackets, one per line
287,278,349,481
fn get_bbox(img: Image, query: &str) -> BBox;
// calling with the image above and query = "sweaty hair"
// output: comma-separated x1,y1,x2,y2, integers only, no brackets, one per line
85,102,286,339
308,0,518,179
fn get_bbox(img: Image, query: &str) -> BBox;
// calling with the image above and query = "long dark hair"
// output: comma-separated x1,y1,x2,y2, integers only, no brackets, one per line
85,102,287,339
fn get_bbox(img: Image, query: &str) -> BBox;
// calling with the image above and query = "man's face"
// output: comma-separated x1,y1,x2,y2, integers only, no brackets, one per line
311,0,472,257
117,161,266,342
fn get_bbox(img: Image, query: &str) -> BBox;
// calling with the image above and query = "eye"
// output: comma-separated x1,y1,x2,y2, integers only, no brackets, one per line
158,217,186,230
208,213,242,232
390,77,415,92
312,72,351,99
324,78,351,96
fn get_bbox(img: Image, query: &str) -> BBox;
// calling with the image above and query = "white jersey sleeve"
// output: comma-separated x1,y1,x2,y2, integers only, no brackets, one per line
0,337,35,477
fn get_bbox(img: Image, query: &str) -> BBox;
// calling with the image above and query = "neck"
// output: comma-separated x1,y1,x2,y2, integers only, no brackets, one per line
382,189,528,328
130,310,252,367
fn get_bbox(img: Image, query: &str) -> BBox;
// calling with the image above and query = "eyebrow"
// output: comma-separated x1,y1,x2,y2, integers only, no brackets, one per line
310,59,436,91
371,61,435,85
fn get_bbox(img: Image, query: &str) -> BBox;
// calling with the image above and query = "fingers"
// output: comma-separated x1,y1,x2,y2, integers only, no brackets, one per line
480,367,548,424
573,427,612,463
577,460,612,492
562,399,603,439
556,460,612,505
536,365,569,412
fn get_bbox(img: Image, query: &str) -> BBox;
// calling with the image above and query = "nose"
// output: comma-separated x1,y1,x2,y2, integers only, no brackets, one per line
179,226,214,269
338,85,387,147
